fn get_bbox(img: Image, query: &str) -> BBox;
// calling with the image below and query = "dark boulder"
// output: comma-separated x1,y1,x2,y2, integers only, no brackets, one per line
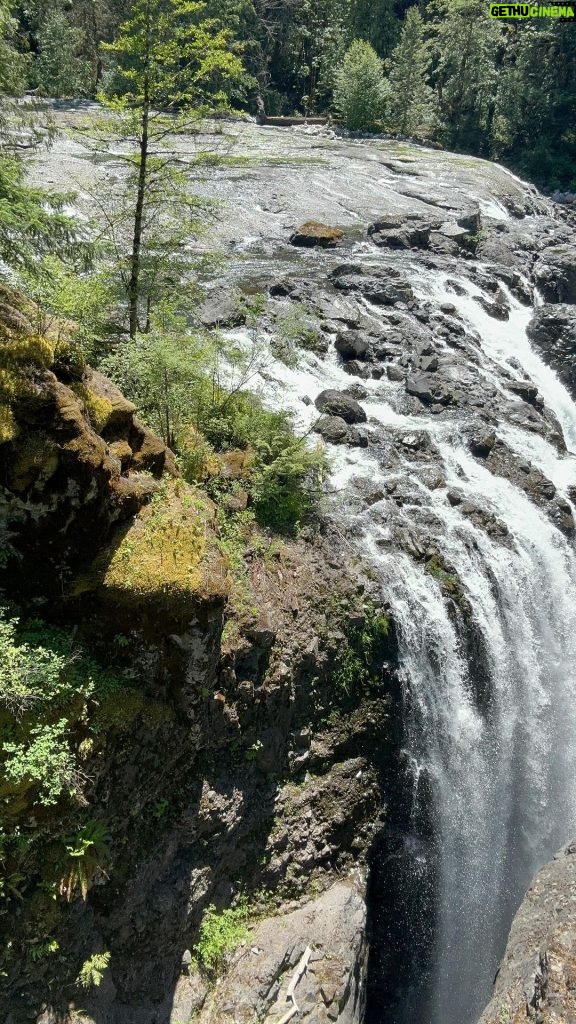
314,389,367,424
335,331,370,360
526,304,576,400
474,295,510,321
343,359,372,380
533,244,576,303
313,415,350,444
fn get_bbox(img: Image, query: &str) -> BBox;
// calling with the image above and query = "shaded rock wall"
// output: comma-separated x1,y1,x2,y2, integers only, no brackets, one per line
476,842,576,1024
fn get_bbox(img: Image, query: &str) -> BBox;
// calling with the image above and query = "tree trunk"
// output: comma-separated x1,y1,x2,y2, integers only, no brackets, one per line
128,79,150,339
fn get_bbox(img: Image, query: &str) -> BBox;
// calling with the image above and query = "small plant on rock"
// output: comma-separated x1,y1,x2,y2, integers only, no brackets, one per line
193,901,250,978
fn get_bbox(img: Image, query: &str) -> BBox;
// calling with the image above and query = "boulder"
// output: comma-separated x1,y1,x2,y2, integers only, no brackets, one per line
290,220,344,248
335,331,370,360
470,431,497,457
526,304,576,399
199,289,246,328
474,295,510,321
533,243,576,303
314,389,367,424
313,414,350,444
343,359,372,379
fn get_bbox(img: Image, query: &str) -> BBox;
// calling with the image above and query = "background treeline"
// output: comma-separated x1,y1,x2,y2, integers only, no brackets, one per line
4,0,576,189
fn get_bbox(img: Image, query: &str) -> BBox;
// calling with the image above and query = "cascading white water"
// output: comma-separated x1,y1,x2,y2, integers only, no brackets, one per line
231,270,576,1023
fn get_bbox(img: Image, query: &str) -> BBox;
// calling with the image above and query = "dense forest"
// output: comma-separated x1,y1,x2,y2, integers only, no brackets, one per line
1,0,575,189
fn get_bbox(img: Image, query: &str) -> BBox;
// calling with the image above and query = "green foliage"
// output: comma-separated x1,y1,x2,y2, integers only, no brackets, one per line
93,0,246,335
331,604,391,700
194,902,249,977
0,607,122,808
60,820,111,900
427,0,501,153
349,0,400,59
0,154,82,277
100,329,219,449
102,329,327,534
333,40,388,131
33,5,92,97
76,951,111,990
385,8,436,137
3,720,77,806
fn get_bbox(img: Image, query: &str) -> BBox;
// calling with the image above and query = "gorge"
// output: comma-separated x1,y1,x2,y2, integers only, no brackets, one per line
3,111,576,1024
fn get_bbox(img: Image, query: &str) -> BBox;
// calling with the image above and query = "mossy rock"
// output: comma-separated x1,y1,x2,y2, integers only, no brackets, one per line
74,481,230,620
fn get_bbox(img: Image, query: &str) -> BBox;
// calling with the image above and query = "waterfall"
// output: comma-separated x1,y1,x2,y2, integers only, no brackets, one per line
230,266,576,1023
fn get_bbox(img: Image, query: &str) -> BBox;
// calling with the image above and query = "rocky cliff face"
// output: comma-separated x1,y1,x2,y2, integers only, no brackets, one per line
0,288,399,1024
476,842,576,1024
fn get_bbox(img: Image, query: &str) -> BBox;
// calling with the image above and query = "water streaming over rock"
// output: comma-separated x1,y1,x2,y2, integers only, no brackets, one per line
230,277,576,1023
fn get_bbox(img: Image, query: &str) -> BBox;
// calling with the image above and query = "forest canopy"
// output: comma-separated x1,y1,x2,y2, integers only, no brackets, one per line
2,0,575,189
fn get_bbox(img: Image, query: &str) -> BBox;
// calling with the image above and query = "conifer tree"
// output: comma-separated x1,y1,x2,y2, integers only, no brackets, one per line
0,0,80,273
426,0,501,152
94,0,246,337
333,40,388,132
34,6,92,97
386,8,435,136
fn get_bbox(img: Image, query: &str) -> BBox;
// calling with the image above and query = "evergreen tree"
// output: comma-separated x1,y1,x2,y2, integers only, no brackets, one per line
348,0,401,59
386,8,435,136
333,40,388,131
0,0,80,273
491,23,576,189
427,0,502,153
94,0,246,337
34,6,92,97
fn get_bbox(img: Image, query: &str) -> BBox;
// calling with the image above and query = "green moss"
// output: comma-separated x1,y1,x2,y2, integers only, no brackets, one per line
70,382,113,432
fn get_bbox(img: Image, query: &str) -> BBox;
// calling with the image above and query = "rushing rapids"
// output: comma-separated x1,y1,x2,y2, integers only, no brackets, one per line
30,108,576,1023
230,275,576,1024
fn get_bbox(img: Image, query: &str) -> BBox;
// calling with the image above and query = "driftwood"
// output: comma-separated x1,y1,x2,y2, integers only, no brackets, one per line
269,945,313,1023
255,95,328,127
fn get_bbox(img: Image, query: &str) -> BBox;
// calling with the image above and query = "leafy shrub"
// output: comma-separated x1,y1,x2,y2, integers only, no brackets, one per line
333,41,389,131
3,720,77,806
102,331,327,535
194,902,249,978
331,605,391,700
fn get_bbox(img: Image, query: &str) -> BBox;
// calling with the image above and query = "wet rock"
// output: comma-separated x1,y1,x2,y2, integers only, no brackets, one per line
469,431,496,457
368,214,436,249
313,415,349,444
533,243,576,303
192,881,368,1024
507,379,539,404
476,841,576,1024
199,289,245,328
405,373,436,404
474,295,509,321
335,331,370,360
343,383,369,400
315,389,367,424
526,304,576,400
343,359,371,379
290,220,344,248
386,364,405,382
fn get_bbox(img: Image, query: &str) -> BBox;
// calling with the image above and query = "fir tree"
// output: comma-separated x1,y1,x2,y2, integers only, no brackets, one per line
386,8,435,136
34,6,92,97
333,40,388,132
93,0,246,337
